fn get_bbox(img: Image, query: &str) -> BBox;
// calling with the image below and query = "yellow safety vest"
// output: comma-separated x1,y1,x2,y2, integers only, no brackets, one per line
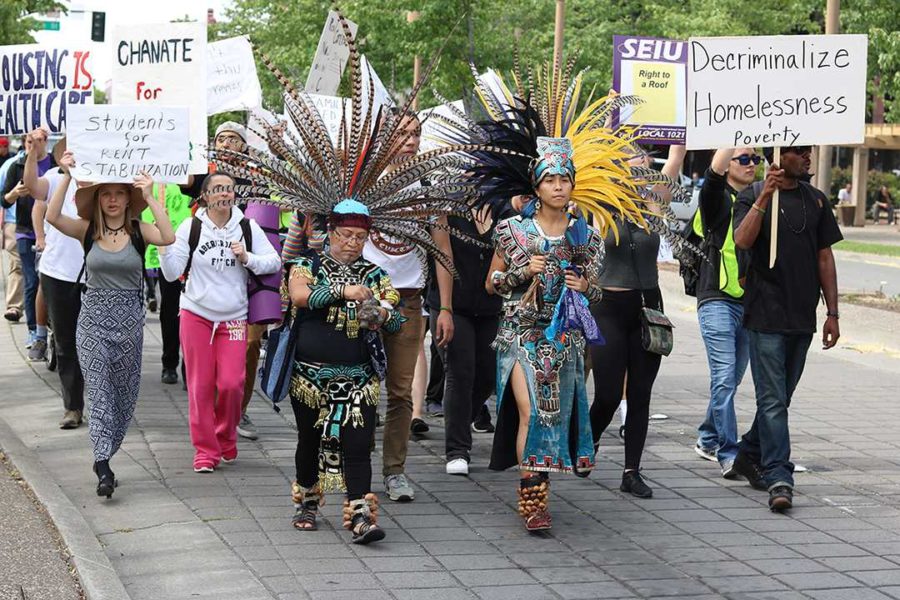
692,193,744,299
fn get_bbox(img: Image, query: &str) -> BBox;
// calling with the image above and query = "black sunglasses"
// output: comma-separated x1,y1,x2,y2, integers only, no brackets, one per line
784,146,812,156
731,154,762,166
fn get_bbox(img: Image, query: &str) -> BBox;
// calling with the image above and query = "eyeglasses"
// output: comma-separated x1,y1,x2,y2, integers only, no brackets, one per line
731,154,762,166
332,229,368,245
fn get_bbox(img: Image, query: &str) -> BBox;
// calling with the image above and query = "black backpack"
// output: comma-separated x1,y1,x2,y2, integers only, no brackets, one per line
77,219,146,290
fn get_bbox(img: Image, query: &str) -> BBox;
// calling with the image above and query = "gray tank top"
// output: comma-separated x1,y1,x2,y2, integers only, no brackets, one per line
86,242,143,290
598,220,660,290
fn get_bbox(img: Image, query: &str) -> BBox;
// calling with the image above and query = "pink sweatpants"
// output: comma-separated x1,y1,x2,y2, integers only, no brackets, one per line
180,309,248,469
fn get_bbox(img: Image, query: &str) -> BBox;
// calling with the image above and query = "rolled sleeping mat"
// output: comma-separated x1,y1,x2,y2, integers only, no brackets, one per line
245,203,283,325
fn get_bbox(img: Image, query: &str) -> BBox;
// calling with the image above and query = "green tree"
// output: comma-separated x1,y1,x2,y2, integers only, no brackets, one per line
0,0,66,45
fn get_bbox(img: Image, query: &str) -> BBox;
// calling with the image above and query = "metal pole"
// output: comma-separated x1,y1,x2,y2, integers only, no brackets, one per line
407,10,421,111
814,0,840,193
551,0,565,132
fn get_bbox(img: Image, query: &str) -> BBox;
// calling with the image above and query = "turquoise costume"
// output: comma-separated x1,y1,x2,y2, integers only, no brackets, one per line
489,213,604,474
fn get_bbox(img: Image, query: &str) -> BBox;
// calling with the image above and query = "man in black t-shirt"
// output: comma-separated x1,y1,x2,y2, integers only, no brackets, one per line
731,145,842,512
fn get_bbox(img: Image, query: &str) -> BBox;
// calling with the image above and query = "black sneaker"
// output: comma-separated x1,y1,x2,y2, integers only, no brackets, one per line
148,297,158,313
161,368,178,385
472,405,495,433
620,470,653,499
768,486,793,512
410,417,429,434
733,452,767,491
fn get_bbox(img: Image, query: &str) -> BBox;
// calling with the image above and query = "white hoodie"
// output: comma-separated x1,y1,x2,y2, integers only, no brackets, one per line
160,207,282,322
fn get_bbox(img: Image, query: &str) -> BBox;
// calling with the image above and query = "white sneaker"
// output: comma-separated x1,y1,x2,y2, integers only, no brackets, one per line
194,465,214,473
446,458,469,476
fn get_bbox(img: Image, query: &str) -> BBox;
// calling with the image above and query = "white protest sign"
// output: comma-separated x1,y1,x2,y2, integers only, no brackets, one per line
306,10,358,95
67,105,190,184
360,55,394,115
419,100,464,154
0,44,95,135
247,107,281,151
207,36,262,115
283,92,347,145
686,34,868,150
112,23,208,172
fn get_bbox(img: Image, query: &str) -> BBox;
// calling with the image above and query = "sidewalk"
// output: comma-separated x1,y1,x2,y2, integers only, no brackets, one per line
2,281,900,600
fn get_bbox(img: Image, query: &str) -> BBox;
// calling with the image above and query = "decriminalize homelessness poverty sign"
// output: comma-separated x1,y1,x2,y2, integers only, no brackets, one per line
686,34,868,150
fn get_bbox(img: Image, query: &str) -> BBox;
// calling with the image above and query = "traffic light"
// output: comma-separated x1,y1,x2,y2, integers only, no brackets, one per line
91,12,105,42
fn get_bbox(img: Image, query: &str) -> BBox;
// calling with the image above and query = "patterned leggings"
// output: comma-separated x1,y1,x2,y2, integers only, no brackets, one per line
76,288,144,462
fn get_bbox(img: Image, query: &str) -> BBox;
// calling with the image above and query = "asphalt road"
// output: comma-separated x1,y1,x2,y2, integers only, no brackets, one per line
834,250,900,297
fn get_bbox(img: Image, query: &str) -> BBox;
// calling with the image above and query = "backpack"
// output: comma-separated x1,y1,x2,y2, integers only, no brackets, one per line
77,219,146,291
678,210,712,297
181,215,253,284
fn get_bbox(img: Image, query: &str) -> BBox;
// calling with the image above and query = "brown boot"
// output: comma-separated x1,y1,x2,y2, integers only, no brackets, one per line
59,410,82,430
517,475,551,532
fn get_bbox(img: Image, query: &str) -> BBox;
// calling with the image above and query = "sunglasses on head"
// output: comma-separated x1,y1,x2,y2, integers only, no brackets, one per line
731,154,762,166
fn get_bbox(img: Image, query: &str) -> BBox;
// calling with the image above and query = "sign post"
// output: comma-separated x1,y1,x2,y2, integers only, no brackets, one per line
686,34,867,266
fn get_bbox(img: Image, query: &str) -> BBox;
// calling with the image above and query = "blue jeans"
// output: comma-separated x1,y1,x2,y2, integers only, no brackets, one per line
697,300,749,464
739,331,812,489
16,238,38,331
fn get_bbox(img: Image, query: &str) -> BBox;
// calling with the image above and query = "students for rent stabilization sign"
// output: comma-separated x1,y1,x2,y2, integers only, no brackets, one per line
67,105,191,184
0,44,94,135
686,35,868,149
111,23,208,173
612,36,687,145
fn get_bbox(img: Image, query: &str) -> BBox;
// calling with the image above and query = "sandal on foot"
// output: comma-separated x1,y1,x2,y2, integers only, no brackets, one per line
343,494,385,545
518,475,552,532
291,482,323,531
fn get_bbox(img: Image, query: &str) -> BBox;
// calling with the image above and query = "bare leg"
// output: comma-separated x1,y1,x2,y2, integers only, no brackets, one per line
510,362,532,477
410,321,428,420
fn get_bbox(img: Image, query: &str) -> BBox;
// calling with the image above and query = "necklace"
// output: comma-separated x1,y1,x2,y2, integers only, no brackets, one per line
104,223,126,236
778,186,808,235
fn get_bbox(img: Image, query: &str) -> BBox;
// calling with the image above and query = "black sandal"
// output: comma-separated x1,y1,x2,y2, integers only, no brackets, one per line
93,460,117,499
291,482,322,531
343,494,384,545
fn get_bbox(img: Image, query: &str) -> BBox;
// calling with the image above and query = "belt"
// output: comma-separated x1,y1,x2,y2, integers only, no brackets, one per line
397,288,423,299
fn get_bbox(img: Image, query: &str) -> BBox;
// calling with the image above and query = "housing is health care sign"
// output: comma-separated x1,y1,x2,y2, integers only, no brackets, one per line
686,34,868,149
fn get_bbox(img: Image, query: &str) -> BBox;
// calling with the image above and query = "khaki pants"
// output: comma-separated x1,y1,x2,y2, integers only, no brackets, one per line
2,222,23,314
381,294,426,476
243,323,269,413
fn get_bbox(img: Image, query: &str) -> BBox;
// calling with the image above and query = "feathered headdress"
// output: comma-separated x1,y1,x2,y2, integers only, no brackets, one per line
430,50,694,250
210,9,515,275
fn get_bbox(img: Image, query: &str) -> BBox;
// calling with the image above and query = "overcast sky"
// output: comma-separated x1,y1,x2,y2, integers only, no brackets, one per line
32,0,234,88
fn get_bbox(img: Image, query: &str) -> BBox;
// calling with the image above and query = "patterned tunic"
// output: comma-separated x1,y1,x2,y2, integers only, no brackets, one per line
489,215,604,474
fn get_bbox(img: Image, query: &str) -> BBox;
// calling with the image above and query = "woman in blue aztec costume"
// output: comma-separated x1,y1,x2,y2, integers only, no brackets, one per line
211,11,505,543
433,48,692,531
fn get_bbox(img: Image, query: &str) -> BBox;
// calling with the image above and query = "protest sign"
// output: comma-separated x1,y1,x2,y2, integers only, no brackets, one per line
612,36,687,145
111,23,208,173
686,34,868,150
0,44,94,135
247,107,280,151
67,105,191,184
306,10,358,95
360,56,394,115
419,100,464,154
207,36,262,115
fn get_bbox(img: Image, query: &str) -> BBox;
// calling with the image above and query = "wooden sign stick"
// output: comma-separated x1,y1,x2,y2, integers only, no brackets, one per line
769,146,780,269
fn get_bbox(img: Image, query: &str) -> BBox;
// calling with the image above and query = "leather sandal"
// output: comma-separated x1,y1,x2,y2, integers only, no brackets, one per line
291,481,323,531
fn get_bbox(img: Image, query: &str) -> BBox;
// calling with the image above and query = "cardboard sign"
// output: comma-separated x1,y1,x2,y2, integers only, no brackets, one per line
0,44,95,135
305,10,358,95
68,105,191,184
612,36,687,145
207,36,262,115
686,34,868,149
111,23,208,172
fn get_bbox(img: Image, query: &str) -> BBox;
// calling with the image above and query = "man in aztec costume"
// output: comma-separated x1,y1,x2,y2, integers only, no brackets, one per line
209,12,515,544
434,49,693,531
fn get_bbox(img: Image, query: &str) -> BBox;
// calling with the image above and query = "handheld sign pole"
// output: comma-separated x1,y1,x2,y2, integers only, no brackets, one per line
769,146,780,269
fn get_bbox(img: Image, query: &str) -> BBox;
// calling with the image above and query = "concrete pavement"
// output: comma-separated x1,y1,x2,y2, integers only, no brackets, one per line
2,270,900,600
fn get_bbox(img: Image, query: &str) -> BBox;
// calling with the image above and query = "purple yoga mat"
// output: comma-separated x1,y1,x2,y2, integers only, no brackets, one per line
244,203,283,325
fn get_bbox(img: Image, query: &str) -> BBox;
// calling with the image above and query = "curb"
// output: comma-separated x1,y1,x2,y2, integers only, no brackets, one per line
0,418,132,600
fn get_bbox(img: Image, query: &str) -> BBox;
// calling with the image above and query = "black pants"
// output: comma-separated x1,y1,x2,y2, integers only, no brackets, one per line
431,310,498,462
589,288,663,471
425,335,444,406
291,398,376,501
158,276,182,370
40,274,84,412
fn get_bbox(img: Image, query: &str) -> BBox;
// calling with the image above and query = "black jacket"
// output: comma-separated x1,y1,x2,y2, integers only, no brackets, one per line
1,154,56,236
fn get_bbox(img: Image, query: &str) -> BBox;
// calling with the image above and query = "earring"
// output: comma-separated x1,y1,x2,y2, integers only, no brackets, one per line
535,198,542,211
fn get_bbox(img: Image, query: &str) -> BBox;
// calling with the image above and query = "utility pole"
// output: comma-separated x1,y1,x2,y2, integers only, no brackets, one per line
814,0,840,193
